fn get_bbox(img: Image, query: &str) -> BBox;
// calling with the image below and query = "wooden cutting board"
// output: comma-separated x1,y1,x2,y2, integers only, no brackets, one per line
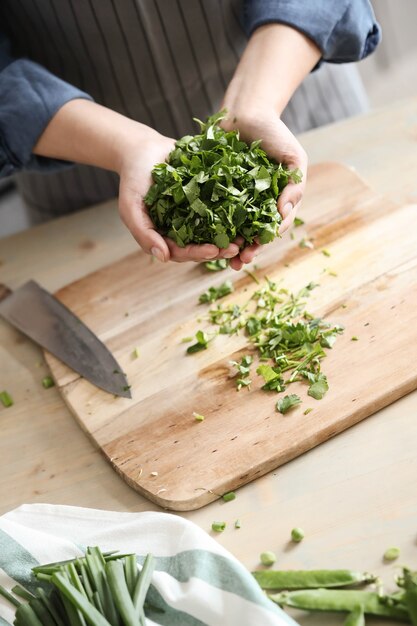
45,163,417,511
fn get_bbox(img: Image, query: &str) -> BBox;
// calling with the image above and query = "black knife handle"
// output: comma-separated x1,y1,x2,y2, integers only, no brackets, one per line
0,283,12,303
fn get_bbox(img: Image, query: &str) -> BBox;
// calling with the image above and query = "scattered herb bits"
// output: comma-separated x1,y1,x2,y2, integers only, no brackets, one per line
291,527,305,543
0,390,13,408
145,111,301,248
322,249,331,257
222,491,236,502
383,547,400,561
186,330,210,354
204,259,229,271
132,347,140,359
42,376,55,389
260,551,277,566
188,279,343,408
212,521,226,532
304,408,313,415
299,238,314,249
199,280,234,304
193,412,205,422
351,336,359,341
294,217,305,227
235,519,241,529
276,394,302,414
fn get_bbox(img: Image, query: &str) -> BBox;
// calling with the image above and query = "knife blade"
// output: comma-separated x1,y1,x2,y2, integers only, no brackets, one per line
0,281,131,398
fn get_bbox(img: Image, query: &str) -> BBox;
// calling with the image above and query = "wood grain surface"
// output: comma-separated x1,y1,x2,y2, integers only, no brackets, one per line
43,162,417,510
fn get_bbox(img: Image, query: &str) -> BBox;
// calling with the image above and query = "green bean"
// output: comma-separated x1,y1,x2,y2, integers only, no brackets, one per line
343,605,365,626
15,603,44,626
29,597,58,626
105,560,137,626
252,569,376,590
133,554,155,625
124,555,138,596
270,589,410,621
0,584,21,607
11,585,35,602
51,573,111,626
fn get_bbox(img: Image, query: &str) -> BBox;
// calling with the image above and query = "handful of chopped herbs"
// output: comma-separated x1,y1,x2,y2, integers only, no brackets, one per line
145,111,301,248
192,278,343,409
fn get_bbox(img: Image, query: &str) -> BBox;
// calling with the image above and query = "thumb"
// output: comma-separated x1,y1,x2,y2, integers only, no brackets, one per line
119,183,170,262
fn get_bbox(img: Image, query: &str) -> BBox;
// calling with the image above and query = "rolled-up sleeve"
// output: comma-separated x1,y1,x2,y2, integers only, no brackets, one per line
243,0,381,64
0,31,93,178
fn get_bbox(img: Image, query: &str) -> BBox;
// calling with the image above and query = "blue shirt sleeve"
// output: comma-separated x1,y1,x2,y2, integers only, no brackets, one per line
243,0,381,63
0,31,93,178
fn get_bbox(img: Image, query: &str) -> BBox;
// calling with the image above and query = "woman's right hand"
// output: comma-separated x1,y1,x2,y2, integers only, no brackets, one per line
117,127,240,263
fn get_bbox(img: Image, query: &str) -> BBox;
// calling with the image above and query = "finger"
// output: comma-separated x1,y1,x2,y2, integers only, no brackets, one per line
229,256,244,271
239,242,262,264
164,237,219,262
279,200,301,235
119,188,170,262
219,242,240,259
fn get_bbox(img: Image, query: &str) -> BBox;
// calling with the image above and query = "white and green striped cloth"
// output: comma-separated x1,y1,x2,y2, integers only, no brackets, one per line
0,504,296,626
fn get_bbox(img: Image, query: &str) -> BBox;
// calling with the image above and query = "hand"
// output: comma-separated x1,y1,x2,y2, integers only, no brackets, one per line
118,128,241,263
221,111,308,271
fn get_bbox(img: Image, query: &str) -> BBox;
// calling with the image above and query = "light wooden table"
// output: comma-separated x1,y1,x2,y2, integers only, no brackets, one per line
1,97,417,625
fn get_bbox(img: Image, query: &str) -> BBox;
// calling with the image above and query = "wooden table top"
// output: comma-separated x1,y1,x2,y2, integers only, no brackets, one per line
1,97,417,626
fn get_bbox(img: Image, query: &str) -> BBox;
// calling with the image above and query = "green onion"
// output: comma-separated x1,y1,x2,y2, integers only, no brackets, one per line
222,492,236,502
212,522,226,532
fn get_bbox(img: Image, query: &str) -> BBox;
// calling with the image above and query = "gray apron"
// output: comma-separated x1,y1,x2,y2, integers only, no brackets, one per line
0,0,368,217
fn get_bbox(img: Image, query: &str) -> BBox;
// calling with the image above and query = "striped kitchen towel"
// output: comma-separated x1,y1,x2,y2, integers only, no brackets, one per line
0,504,296,626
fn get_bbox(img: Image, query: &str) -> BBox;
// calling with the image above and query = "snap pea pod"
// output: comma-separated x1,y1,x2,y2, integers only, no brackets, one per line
343,605,365,626
252,569,376,590
270,589,410,621
402,569,417,626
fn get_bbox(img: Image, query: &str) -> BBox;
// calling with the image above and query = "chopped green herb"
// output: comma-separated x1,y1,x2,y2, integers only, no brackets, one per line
244,269,260,284
307,374,329,400
132,347,140,359
0,391,13,408
321,249,331,257
187,330,211,354
294,217,305,227
212,521,226,532
231,355,253,390
328,270,338,277
145,111,301,248
181,336,193,343
351,336,359,341
193,412,205,422
42,376,55,389
204,259,229,272
383,547,400,561
189,279,343,406
123,385,131,392
291,527,305,543
276,394,302,414
235,519,241,529
290,232,295,240
199,280,234,304
304,408,313,415
299,238,314,250
260,551,277,566
222,491,236,502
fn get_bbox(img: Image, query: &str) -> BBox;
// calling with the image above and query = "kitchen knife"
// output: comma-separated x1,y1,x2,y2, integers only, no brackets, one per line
0,281,131,398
